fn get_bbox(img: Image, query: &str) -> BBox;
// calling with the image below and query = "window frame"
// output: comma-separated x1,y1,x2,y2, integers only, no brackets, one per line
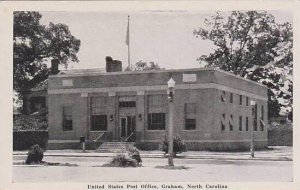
91,114,108,131
230,93,233,103
62,106,73,131
239,116,242,131
239,95,243,106
147,113,166,130
185,118,196,130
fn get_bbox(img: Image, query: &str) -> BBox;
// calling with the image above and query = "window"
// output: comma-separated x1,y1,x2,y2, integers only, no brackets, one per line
185,119,196,130
230,93,233,103
239,95,243,105
119,96,136,108
229,114,233,131
147,94,167,113
246,117,249,131
221,113,226,131
239,116,242,131
91,115,107,131
260,120,265,131
148,113,165,130
63,106,73,131
254,104,258,131
184,103,196,130
185,103,196,114
261,105,264,120
246,97,249,106
91,96,107,131
119,101,136,108
221,91,226,102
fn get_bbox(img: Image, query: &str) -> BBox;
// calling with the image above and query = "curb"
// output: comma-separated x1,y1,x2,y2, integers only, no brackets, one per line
13,153,292,162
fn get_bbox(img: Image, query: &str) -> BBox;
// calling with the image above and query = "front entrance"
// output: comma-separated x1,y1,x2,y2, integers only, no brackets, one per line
120,116,136,142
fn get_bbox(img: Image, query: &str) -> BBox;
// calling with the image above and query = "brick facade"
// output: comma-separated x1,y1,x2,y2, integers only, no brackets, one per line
47,68,268,150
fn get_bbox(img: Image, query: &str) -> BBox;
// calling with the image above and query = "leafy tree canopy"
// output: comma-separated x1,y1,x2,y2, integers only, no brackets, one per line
13,11,81,92
132,60,164,71
194,11,292,118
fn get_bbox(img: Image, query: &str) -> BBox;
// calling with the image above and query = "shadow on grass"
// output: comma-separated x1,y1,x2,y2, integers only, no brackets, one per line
155,165,190,170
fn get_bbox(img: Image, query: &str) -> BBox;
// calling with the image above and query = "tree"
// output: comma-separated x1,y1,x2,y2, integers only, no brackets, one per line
13,11,81,93
193,11,292,119
132,60,164,71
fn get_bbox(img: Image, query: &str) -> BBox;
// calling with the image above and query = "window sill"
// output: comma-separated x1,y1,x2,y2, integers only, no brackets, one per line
90,130,108,132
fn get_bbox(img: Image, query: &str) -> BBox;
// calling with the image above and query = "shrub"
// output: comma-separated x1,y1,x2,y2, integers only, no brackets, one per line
14,115,48,131
25,144,44,164
103,153,138,167
128,145,142,165
161,135,186,156
13,130,48,150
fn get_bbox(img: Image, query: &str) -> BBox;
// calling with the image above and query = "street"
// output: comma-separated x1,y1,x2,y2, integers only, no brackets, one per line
13,155,292,182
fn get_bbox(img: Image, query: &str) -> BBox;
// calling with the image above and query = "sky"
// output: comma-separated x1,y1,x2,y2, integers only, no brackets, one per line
40,10,292,70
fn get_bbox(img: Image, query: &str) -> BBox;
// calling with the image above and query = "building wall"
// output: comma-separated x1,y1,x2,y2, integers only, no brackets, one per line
48,68,268,150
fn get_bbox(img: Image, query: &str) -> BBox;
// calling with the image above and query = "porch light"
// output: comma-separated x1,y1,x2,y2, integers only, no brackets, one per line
109,114,114,121
167,77,176,88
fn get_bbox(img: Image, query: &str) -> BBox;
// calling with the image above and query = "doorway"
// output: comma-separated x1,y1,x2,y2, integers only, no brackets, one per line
120,116,136,142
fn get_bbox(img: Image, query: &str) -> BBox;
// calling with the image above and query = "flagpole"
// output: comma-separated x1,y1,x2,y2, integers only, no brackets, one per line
127,15,131,68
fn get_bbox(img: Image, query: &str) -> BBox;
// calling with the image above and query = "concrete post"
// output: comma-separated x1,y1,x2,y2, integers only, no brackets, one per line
167,78,175,166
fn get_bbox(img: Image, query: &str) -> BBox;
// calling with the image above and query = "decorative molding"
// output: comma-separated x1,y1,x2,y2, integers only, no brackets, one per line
137,90,145,95
80,92,88,97
48,83,267,101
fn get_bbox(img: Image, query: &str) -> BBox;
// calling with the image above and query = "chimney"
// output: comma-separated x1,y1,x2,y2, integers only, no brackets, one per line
105,56,122,72
51,59,59,74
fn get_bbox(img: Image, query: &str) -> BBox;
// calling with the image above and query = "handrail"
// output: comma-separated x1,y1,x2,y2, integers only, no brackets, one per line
93,132,105,142
125,132,134,142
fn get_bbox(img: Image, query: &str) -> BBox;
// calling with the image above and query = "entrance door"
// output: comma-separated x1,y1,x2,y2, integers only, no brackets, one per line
120,116,135,142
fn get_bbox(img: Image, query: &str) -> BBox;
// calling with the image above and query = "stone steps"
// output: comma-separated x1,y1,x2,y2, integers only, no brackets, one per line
96,142,134,153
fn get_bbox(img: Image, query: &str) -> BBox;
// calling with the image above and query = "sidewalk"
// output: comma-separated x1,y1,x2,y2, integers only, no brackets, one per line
13,146,292,161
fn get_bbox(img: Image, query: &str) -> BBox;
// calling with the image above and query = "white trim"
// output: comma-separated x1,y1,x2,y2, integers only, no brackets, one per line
143,139,268,143
48,83,267,101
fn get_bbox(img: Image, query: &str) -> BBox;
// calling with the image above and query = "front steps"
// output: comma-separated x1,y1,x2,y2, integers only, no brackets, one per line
96,142,135,153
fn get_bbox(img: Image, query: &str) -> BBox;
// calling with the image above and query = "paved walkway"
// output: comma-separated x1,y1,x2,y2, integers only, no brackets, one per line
13,146,292,161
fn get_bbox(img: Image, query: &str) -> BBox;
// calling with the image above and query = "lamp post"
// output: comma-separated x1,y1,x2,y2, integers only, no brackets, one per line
250,100,256,158
167,77,175,166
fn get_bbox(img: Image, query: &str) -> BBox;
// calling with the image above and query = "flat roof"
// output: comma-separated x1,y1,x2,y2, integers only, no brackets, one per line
49,67,267,88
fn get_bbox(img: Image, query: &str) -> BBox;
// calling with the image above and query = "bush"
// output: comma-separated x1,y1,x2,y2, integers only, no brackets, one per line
161,135,186,156
103,153,138,167
128,145,142,165
14,115,48,131
25,144,44,164
13,130,48,150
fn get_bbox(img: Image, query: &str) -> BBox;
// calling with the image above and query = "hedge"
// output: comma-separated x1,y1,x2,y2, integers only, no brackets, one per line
13,130,48,150
268,129,292,146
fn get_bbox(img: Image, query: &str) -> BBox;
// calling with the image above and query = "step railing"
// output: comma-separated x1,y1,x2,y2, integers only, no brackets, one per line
93,132,105,143
125,132,134,142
